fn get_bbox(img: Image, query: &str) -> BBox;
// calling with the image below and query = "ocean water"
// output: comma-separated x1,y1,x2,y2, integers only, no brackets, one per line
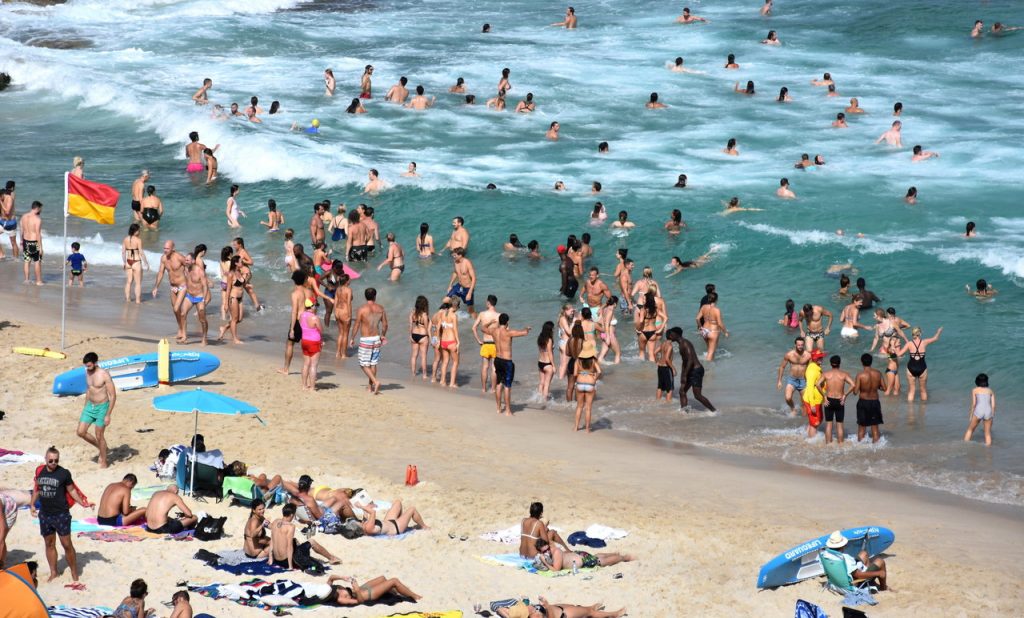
1,0,1022,505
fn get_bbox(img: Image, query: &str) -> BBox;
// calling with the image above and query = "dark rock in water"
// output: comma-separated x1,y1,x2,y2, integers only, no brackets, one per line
27,36,93,49
0,73,10,92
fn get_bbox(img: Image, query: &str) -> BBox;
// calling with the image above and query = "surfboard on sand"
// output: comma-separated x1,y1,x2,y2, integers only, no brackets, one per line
757,525,895,589
13,347,67,360
52,352,221,396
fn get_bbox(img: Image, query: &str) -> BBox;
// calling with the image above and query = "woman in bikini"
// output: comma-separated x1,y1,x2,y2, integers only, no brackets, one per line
218,246,233,321
359,498,428,537
695,291,728,361
869,308,906,352
533,597,626,618
332,272,352,358
324,574,421,606
573,343,601,432
409,295,430,379
536,321,556,402
880,334,901,396
519,502,568,559
598,296,621,364
112,579,148,618
898,326,943,402
243,502,271,559
564,323,585,402
629,266,660,305
664,209,685,234
556,305,576,379
435,301,460,388
217,256,246,344
634,290,663,362
534,539,634,572
416,222,435,258
121,223,148,304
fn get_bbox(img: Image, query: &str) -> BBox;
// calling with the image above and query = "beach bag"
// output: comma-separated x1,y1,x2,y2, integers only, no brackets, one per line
339,519,365,539
293,541,325,574
194,515,227,541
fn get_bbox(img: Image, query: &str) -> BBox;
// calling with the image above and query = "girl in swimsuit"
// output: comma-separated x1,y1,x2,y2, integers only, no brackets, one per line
243,502,271,559
218,246,233,321
217,256,246,345
634,290,664,361
564,323,585,402
436,302,460,388
226,184,244,228
664,209,685,234
780,299,800,329
964,373,995,446
556,305,575,379
299,300,323,391
359,498,428,537
573,352,601,432
409,295,430,379
121,223,148,304
578,307,601,344
897,326,942,402
598,296,621,364
416,222,435,258
695,291,728,361
112,579,148,618
326,574,421,606
536,321,556,402
283,229,297,272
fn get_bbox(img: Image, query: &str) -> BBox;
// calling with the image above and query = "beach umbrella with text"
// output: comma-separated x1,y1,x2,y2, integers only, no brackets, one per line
152,388,260,496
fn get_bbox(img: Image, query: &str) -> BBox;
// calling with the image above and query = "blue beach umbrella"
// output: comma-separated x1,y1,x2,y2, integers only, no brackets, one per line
152,388,260,496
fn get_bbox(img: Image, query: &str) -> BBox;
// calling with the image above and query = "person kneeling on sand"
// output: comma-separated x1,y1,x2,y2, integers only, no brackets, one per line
825,530,888,590
145,485,198,534
534,539,634,572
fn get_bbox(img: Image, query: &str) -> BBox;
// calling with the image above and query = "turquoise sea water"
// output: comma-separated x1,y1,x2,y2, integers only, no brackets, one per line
1,0,1022,504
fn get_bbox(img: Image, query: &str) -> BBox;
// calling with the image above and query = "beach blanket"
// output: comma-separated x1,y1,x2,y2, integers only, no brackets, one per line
0,449,43,466
194,548,286,577
49,606,114,618
478,554,595,578
33,518,112,534
190,578,406,610
78,527,194,542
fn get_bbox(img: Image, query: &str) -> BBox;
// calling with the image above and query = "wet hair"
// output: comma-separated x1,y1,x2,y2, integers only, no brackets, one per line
667,326,682,340
726,53,736,65
581,233,591,244
839,273,850,288
482,23,490,32
128,223,141,236
348,209,360,224
526,92,533,102
728,196,739,207
707,291,718,304
365,287,377,301
780,178,789,186
502,67,510,78
675,174,687,187
856,277,866,289
192,243,207,259
592,181,602,192
650,92,660,102
705,283,715,293
784,299,795,317
419,222,429,242
828,84,836,93
618,210,628,220
581,307,592,320
913,145,923,155
234,237,245,248
727,138,736,149
130,579,148,599
528,239,539,251
346,98,361,113
465,94,476,104
894,101,903,114
906,187,917,198
744,80,755,94
830,355,841,368
675,57,683,66
837,112,846,120
31,200,42,210
966,221,976,234
766,30,776,39
456,77,464,85
250,96,258,106
454,216,465,225
416,84,425,95
598,141,609,152
617,248,628,259
269,101,280,114
777,87,788,101
975,373,989,387
592,202,604,217
400,76,408,86
976,278,988,291
549,121,558,129
486,183,497,190
824,72,832,79
861,353,873,366
671,209,682,223
220,246,233,262
189,131,199,142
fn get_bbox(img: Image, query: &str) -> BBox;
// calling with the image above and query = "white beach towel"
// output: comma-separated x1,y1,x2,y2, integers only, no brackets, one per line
479,524,521,545
0,451,43,466
586,523,629,541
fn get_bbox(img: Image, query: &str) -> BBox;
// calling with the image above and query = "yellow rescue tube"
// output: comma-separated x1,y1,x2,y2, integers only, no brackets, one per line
12,347,67,360
158,338,170,385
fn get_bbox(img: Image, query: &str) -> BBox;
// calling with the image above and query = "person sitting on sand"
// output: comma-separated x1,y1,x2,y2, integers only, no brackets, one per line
519,502,569,558
360,498,428,536
287,475,356,532
112,579,150,618
244,502,272,559
323,574,422,606
145,485,197,534
534,539,634,571
96,474,147,527
269,503,342,570
825,531,888,590
484,597,626,618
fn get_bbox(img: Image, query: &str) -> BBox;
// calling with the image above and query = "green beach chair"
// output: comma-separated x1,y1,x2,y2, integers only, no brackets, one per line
818,549,877,606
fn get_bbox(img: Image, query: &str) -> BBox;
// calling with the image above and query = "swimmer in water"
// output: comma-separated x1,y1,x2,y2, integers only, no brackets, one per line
527,240,542,259
832,112,848,128
192,78,212,105
401,162,420,178
846,97,865,114
360,65,373,98
665,251,714,277
966,278,997,298
724,54,739,69
734,80,755,95
776,178,795,199
677,7,708,24
875,121,903,147
814,155,826,166
591,201,607,222
777,87,792,102
610,210,635,231
811,72,833,86
721,196,763,214
545,121,560,140
504,234,525,252
971,20,984,38
324,68,335,96
486,88,507,111
664,209,686,234
761,30,780,45
826,84,839,97
385,76,410,103
911,145,940,162
363,168,386,195
482,23,491,33
904,187,917,204
761,0,773,16
723,138,739,156
646,92,668,109
449,77,466,94
551,6,577,29
674,174,688,188
598,142,609,153
893,101,903,116
591,181,602,194
554,181,566,192
794,153,814,169
992,22,1024,35
405,85,435,110
965,221,976,237
465,94,476,105
497,68,512,94
669,57,704,74
346,98,367,114
514,93,536,113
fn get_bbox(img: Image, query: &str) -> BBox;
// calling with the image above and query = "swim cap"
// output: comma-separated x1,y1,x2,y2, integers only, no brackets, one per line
311,119,320,127
556,244,566,254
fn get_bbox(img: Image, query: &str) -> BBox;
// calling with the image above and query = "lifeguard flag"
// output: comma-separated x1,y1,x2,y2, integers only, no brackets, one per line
66,173,119,225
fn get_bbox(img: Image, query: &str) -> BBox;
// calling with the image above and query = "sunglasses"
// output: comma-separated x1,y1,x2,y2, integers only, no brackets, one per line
47,458,59,464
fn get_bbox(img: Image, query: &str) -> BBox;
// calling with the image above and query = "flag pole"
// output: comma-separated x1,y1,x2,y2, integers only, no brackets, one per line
61,172,69,351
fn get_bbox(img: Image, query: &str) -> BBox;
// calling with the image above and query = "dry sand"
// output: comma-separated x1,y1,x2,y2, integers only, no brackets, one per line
1,301,1022,616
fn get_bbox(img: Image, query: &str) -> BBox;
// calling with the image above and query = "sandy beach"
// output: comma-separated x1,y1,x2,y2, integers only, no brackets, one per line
1,279,1021,617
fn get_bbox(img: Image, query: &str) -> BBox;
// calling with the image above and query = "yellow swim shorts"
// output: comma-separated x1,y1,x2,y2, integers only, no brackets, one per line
479,342,496,359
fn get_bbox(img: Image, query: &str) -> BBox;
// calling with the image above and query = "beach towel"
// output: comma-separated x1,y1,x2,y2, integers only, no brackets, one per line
372,530,416,541
382,612,463,618
796,599,829,618
0,449,43,466
33,518,112,534
479,525,520,545
194,548,286,577
191,578,406,610
48,606,114,618
78,527,193,542
478,554,595,578
842,588,878,607
585,523,628,541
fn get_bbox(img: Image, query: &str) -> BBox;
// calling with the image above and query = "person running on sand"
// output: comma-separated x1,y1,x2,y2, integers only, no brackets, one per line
817,355,855,445
353,287,388,394
777,338,810,415
875,121,902,147
535,538,634,571
964,373,995,446
96,474,145,527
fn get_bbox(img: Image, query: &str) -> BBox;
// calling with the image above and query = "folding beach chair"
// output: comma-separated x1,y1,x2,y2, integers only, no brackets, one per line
818,549,878,606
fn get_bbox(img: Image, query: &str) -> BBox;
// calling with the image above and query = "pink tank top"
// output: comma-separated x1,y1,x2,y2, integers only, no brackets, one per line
300,310,321,342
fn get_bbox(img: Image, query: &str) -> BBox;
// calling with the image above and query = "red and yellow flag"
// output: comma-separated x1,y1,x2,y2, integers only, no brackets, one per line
66,174,119,225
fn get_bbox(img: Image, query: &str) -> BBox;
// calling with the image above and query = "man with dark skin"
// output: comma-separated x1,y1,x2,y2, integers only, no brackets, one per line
855,277,881,310
485,313,531,416
668,327,715,411
855,353,885,443
777,338,811,415
278,271,310,375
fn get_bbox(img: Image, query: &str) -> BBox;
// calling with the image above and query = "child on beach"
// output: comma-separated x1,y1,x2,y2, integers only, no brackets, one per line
964,374,995,446
299,299,323,390
66,242,87,286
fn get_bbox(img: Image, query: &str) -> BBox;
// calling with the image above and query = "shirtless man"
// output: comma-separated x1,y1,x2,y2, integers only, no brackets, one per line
472,295,500,394
401,162,419,178
832,112,848,128
192,78,212,105
854,354,885,443
486,313,531,416
845,97,864,114
800,303,833,351
676,7,708,23
970,20,984,38
760,0,772,16
19,200,43,285
360,65,373,98
384,76,409,103
777,338,811,415
579,267,611,315
645,93,667,109
911,145,940,162
268,503,340,570
97,474,146,527
364,169,386,195
610,210,636,230
129,170,149,224
279,271,310,375
617,258,635,313
151,240,189,335
0,181,17,259
77,352,116,468
776,177,795,199
670,328,715,411
816,355,856,445
178,253,210,345
654,332,676,402
545,121,560,140
352,287,388,394
875,121,902,148
324,69,335,96
551,6,577,28
446,247,477,316
810,72,833,87
839,295,870,339
405,85,435,110
286,475,355,530
375,232,404,281
185,131,217,174
345,210,373,263
145,485,197,535
442,216,470,254
360,205,381,250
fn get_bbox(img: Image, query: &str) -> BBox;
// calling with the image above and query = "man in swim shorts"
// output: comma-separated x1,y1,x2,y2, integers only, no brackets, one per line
185,131,217,174
817,355,855,445
19,200,43,285
178,252,210,345
669,327,715,411
446,247,477,316
145,485,197,535
96,474,146,527
472,295,500,393
654,330,676,402
130,170,148,223
854,353,885,443
77,352,116,468
777,338,810,416
0,180,19,259
353,287,388,394
151,240,189,338
487,313,531,416
360,65,373,98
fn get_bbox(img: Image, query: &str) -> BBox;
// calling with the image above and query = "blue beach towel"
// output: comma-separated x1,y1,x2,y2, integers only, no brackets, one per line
795,599,828,618
567,531,607,548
